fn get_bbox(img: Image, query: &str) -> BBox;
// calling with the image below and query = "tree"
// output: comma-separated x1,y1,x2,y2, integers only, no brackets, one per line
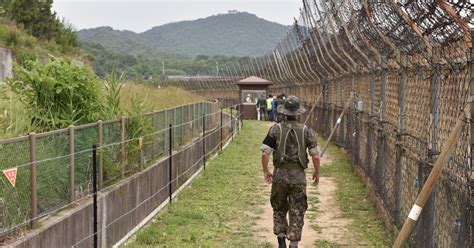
6,0,60,40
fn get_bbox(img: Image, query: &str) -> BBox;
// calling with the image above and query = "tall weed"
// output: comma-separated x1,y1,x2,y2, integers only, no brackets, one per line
102,71,123,120
7,56,102,130
0,84,33,137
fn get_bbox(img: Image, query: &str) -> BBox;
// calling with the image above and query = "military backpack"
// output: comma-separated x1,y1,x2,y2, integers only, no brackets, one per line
273,123,309,169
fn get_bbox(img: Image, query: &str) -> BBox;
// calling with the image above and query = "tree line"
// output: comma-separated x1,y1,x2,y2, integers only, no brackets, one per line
82,41,251,81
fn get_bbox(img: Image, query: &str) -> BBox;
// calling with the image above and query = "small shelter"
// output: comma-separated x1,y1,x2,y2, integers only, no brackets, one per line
235,76,272,120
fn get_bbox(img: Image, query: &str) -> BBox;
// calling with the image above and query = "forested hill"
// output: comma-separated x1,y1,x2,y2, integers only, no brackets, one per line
77,12,289,57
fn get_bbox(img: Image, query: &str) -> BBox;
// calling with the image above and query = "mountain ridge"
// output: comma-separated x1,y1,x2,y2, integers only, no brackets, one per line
77,11,289,57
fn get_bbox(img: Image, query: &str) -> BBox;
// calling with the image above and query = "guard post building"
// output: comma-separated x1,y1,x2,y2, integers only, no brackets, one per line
235,76,272,119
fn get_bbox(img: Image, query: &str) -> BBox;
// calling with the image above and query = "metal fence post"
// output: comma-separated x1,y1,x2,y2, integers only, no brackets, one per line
181,106,184,145
470,29,474,246
420,52,441,246
374,57,387,191
239,102,244,129
220,107,223,151
164,109,168,156
367,67,376,172
152,111,157,159
193,103,196,136
231,106,234,141
120,116,127,178
395,56,408,226
29,132,37,228
139,137,144,169
92,145,98,248
98,120,103,189
168,123,173,203
69,125,75,203
173,108,177,149
203,114,206,170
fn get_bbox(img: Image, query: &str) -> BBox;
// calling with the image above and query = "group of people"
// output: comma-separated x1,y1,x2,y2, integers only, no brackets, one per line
256,93,286,122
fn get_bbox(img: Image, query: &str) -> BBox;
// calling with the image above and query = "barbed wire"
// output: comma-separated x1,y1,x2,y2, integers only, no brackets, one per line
160,1,472,246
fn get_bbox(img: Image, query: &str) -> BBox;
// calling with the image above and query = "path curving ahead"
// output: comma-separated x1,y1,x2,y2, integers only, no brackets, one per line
126,121,392,247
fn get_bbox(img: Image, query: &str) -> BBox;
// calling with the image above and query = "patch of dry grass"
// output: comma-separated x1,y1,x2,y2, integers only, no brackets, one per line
120,84,204,113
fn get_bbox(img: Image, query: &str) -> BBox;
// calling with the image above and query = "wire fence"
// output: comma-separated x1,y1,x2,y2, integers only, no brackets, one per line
163,1,473,246
0,100,243,243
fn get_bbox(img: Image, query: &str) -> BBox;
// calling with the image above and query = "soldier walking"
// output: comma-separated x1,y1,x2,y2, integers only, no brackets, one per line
260,96,321,248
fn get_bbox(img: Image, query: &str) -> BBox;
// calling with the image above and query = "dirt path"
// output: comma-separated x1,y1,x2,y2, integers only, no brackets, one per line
253,176,319,248
254,149,360,247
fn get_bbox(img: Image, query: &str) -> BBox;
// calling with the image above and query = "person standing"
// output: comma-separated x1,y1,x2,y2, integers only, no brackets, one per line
272,95,278,122
257,94,267,121
266,95,274,121
260,96,321,248
274,95,284,123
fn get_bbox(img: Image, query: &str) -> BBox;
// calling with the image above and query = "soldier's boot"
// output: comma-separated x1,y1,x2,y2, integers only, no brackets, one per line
277,237,286,248
289,241,299,248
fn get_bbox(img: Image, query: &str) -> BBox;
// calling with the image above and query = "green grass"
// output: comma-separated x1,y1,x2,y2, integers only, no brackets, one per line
314,240,341,248
126,120,270,247
317,134,395,246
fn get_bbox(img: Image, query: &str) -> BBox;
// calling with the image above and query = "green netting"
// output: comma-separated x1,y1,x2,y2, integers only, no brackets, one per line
74,126,98,197
102,121,121,186
0,138,32,234
175,106,182,146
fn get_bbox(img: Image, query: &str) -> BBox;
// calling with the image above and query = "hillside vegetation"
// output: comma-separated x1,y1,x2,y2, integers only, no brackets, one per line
0,0,80,62
78,11,288,58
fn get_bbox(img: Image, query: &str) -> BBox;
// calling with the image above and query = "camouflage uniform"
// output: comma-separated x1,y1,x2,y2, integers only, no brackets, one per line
261,121,318,241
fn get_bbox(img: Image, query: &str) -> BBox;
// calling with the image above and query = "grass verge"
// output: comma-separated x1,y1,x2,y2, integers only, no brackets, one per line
317,134,395,246
125,120,269,247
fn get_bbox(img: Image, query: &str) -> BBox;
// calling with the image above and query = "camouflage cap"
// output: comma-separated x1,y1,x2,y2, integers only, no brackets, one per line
277,95,306,116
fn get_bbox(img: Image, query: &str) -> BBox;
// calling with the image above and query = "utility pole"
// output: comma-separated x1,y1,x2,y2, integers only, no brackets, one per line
216,61,219,76
162,61,165,75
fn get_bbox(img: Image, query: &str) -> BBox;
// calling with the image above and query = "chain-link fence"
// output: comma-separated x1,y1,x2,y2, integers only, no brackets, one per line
164,1,473,246
0,101,242,242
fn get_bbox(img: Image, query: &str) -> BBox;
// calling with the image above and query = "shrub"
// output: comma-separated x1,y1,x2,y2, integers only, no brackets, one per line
7,56,103,130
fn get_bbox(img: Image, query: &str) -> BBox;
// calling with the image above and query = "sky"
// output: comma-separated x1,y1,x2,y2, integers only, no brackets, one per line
52,0,302,33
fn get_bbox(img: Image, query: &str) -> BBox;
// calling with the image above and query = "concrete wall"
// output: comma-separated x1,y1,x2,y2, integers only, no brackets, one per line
0,48,13,81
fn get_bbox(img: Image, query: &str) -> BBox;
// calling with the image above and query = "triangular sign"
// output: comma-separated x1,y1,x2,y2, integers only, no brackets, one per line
3,168,17,187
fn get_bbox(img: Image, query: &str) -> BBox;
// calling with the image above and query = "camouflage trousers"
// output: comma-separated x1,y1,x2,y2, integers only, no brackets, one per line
270,165,307,241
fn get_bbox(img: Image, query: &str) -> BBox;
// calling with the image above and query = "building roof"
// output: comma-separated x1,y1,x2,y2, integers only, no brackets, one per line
235,76,272,85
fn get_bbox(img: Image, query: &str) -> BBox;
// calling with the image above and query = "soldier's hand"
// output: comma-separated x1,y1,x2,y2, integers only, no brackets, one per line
263,171,273,184
312,171,320,185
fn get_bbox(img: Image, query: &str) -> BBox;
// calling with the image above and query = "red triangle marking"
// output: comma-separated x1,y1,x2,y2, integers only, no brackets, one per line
3,168,17,187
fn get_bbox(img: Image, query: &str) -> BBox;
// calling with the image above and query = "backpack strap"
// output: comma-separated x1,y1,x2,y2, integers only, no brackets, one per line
274,124,291,167
297,125,309,168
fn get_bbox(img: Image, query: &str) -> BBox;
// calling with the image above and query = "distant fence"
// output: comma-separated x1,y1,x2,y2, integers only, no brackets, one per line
0,100,242,244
